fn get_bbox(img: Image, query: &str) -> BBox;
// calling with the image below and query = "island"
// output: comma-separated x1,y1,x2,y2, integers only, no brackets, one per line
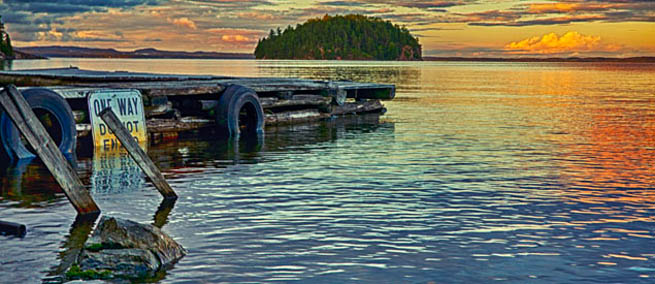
254,14,422,61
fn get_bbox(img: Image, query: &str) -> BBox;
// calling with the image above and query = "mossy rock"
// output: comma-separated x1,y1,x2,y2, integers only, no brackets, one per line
67,216,186,281
66,264,113,280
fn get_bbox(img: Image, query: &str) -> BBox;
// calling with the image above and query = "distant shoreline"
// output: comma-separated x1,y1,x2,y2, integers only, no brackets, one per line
12,46,655,63
423,56,655,63
15,46,255,60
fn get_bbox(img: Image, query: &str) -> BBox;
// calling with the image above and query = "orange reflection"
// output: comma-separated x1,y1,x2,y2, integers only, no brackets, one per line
552,65,655,206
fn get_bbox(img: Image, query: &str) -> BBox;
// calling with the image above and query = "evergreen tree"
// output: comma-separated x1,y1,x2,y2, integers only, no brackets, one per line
0,15,13,58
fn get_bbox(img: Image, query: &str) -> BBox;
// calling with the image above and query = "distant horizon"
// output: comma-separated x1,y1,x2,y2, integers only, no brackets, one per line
14,45,655,62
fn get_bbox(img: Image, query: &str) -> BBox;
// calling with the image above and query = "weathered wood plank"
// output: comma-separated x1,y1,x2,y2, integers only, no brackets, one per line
23,78,395,101
260,94,332,109
146,117,214,133
0,67,222,82
6,68,396,101
265,109,328,125
0,85,100,215
75,100,385,137
330,81,395,100
99,108,178,199
330,100,385,116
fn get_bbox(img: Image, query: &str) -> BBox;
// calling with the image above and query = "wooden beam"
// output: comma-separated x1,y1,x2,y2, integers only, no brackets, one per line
99,108,177,199
0,85,100,215
264,109,328,125
330,100,385,116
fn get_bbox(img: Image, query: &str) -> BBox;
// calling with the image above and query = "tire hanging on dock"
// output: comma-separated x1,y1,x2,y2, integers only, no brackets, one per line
0,88,77,161
215,84,265,137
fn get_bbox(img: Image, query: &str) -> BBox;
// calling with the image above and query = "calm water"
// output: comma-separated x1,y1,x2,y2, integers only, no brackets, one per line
1,59,654,283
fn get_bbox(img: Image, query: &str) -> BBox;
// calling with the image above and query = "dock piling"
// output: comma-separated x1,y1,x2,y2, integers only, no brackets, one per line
99,107,178,199
0,85,100,215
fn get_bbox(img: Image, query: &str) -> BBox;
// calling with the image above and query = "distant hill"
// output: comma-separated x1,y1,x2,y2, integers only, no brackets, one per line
16,46,255,59
12,50,45,59
255,14,422,61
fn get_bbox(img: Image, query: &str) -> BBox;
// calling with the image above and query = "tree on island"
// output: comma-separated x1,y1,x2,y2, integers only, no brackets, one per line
0,15,14,58
254,14,422,61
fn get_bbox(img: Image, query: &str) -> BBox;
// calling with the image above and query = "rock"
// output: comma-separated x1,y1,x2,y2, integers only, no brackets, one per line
78,249,160,279
86,216,187,266
69,216,186,281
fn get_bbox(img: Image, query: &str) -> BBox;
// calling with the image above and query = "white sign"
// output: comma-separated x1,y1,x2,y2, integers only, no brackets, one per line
88,89,147,150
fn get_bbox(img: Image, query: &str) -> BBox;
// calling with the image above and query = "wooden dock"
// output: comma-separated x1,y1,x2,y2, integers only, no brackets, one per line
0,67,394,140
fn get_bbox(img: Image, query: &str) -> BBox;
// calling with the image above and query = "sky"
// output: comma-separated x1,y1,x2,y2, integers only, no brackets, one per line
1,0,653,57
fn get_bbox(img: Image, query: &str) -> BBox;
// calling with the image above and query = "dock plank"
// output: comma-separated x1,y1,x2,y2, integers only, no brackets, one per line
1,67,224,82
5,68,395,100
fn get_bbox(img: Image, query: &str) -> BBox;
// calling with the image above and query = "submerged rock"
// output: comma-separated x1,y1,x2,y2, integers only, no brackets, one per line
68,216,186,281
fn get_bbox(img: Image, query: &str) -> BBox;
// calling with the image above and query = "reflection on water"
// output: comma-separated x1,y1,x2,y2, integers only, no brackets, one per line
47,213,99,279
1,59,655,283
91,149,145,195
1,158,62,207
0,59,11,70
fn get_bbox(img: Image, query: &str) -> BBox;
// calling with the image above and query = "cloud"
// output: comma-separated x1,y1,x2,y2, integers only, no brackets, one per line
1,0,165,41
458,10,522,22
465,1,654,26
221,35,251,43
470,14,608,26
181,0,275,8
3,0,652,55
2,0,164,15
207,28,262,46
319,0,462,10
526,3,626,14
235,11,277,20
504,31,622,54
319,1,370,7
169,17,197,29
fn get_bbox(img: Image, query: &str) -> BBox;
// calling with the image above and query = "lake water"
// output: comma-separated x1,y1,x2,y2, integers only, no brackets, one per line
1,59,654,283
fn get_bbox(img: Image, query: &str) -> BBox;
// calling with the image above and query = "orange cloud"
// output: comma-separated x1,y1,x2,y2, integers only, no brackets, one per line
505,31,621,54
221,34,252,43
169,17,197,29
527,3,625,14
206,28,262,45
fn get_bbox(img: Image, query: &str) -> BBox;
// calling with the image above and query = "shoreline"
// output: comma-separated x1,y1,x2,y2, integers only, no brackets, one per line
6,57,655,63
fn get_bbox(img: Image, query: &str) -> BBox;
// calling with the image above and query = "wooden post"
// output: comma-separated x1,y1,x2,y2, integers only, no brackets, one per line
0,85,100,215
99,108,177,199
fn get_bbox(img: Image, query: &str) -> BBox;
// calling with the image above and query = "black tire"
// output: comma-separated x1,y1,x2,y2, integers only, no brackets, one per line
216,85,264,137
0,88,76,161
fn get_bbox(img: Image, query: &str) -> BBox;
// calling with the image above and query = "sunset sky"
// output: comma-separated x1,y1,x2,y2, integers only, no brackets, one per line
1,0,653,57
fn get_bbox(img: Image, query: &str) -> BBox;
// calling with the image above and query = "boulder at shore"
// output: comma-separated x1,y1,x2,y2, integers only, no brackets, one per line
67,216,186,281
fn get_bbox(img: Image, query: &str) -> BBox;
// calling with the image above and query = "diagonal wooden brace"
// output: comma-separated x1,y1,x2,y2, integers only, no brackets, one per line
99,107,177,199
0,85,99,215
